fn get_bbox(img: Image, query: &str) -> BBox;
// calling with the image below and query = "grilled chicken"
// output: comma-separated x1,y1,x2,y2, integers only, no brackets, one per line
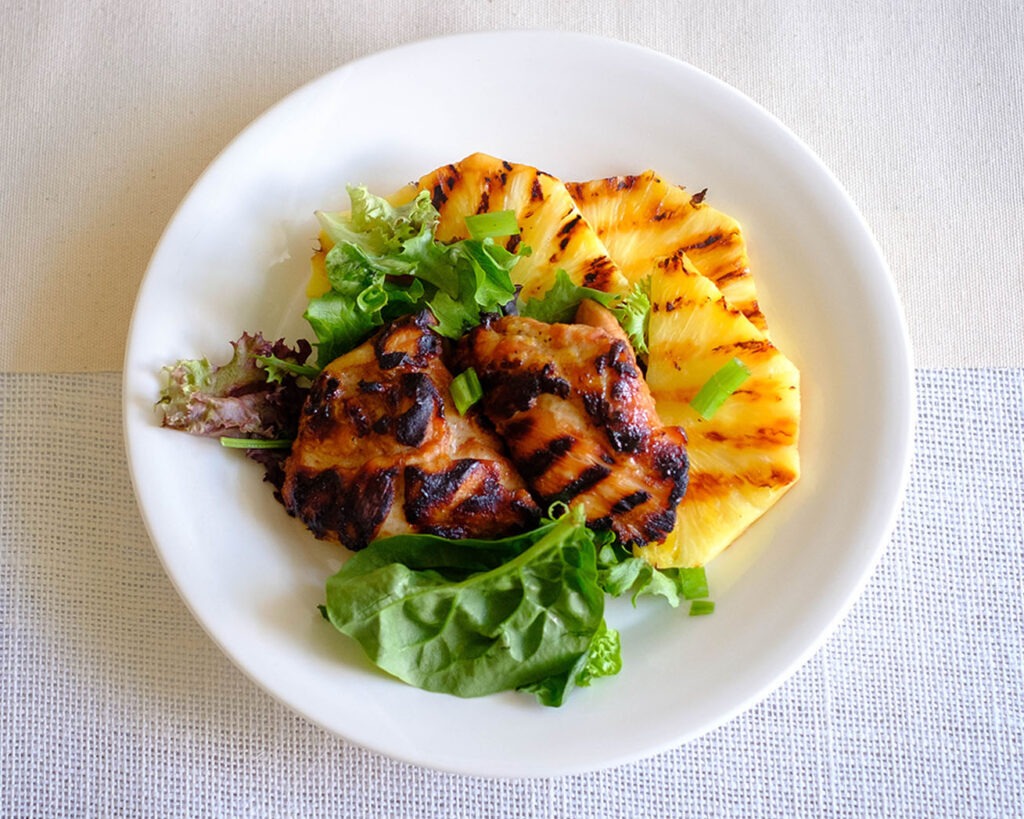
391,153,631,303
457,301,689,547
639,251,800,568
567,171,768,332
281,312,539,549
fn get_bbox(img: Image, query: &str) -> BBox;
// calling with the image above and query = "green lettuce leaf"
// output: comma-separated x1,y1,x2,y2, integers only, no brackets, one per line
596,541,709,607
611,276,652,358
517,268,617,324
516,270,651,359
307,187,524,365
316,186,437,256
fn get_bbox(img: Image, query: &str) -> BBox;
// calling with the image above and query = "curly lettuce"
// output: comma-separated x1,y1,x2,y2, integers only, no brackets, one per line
306,187,526,366
157,333,311,440
517,271,652,360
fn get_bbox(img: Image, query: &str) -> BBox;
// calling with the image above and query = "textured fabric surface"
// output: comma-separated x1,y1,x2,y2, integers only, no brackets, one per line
1,1,1023,372
1,369,1021,816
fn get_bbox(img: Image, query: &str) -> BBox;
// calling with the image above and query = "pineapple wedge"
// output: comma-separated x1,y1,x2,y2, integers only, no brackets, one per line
402,153,630,302
638,250,799,568
567,171,767,332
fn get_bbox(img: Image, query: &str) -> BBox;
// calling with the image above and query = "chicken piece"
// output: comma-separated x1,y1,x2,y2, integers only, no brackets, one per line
457,301,689,547
281,312,539,550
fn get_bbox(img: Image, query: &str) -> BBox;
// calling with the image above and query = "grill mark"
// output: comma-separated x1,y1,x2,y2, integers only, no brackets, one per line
480,364,570,417
455,478,503,515
530,176,544,202
594,340,639,378
713,267,749,285
680,233,723,253
374,312,442,369
404,459,540,536
711,339,773,355
660,296,700,313
546,463,612,505
506,234,521,253
403,460,480,523
637,508,678,544
431,183,448,210
477,189,490,214
610,490,651,515
501,415,536,443
556,215,581,251
394,372,442,447
582,256,617,287
517,435,575,480
683,464,796,502
285,466,397,549
302,375,340,437
347,404,371,436
615,175,639,191
653,434,690,507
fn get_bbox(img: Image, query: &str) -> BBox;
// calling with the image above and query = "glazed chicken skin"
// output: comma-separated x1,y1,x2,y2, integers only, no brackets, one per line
281,312,539,550
457,301,689,547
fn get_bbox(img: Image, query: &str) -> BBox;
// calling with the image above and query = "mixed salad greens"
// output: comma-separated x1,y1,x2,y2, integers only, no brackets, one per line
159,184,718,706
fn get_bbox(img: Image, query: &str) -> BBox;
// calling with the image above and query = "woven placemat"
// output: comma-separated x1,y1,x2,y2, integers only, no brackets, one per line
1,370,1020,817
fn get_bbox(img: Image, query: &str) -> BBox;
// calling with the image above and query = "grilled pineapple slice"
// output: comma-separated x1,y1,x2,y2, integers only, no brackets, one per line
637,250,799,568
567,171,767,332
403,153,630,302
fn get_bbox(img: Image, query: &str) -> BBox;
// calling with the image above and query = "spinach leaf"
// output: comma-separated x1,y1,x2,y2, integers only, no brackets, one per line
322,507,615,705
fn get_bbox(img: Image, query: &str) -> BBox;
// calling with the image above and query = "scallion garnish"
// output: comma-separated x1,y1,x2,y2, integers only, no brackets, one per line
679,566,710,600
219,437,293,449
689,358,751,420
465,209,520,240
450,367,483,415
688,600,716,617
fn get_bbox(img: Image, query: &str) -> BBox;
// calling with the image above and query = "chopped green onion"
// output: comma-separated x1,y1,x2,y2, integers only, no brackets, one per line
465,210,520,240
450,367,483,414
689,600,716,617
678,566,710,600
219,437,293,449
689,358,751,420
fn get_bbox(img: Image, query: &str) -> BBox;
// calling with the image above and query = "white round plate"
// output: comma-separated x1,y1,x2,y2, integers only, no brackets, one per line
123,32,913,777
